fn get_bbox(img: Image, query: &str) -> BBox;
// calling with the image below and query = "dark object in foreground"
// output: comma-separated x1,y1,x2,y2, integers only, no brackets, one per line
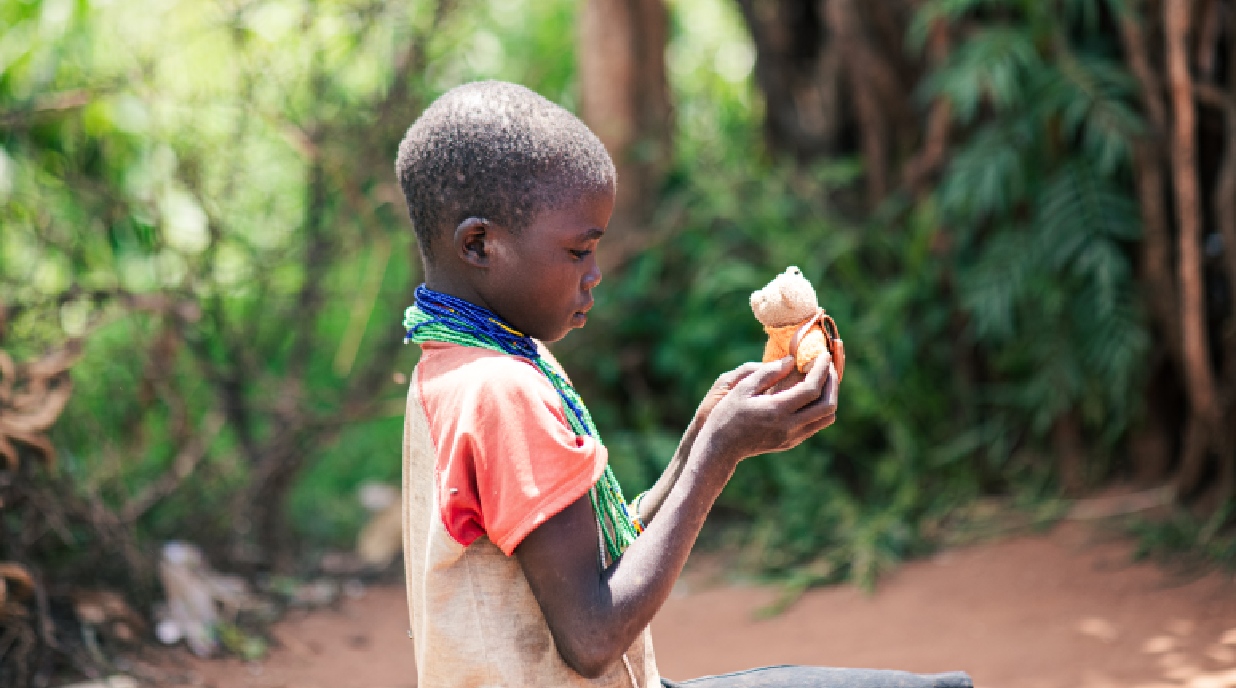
661,666,973,688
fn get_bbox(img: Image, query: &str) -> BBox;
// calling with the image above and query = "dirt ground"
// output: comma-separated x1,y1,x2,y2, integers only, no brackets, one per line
157,522,1236,688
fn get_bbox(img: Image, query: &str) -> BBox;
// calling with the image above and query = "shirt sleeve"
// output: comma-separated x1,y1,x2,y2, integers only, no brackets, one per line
432,355,607,556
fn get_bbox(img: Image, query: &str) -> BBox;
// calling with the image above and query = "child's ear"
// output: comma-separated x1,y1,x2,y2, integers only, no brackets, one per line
454,217,490,267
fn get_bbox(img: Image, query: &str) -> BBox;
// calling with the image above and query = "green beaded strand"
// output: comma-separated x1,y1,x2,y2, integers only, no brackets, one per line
405,306,641,562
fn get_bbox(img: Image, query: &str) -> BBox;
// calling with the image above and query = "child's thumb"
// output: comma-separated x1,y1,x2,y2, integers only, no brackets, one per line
742,356,796,395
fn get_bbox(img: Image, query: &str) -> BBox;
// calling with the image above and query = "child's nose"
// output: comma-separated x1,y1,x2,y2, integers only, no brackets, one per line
583,260,601,290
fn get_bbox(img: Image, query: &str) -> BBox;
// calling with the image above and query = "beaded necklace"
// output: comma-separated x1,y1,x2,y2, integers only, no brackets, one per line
403,284,642,563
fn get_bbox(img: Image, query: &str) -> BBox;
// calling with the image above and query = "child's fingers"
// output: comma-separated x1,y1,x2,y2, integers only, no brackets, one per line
800,408,837,437
718,362,763,390
739,357,796,396
791,364,837,422
768,351,831,411
823,361,839,407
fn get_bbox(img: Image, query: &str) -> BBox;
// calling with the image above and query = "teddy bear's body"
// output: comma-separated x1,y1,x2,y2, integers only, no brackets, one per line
750,266,844,380
761,321,830,373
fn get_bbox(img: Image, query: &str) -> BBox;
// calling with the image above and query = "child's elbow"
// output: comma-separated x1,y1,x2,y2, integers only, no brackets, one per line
557,636,624,679
563,655,609,680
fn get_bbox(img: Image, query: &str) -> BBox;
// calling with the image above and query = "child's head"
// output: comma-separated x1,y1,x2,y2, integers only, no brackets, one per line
395,81,616,342
395,81,616,264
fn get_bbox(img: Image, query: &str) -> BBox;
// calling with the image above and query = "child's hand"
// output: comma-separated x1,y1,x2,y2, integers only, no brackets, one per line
698,353,837,462
692,362,763,426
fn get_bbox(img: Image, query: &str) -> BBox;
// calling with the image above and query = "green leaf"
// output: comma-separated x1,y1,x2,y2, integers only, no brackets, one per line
923,26,1042,122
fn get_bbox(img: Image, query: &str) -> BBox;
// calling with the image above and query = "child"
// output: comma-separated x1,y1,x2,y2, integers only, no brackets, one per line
395,81,972,688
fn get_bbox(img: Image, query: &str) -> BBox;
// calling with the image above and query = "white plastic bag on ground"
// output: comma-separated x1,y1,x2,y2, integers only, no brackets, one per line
155,541,259,657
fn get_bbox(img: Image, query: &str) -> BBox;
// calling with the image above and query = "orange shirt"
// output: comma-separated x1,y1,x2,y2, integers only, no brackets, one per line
416,341,609,555
401,341,660,687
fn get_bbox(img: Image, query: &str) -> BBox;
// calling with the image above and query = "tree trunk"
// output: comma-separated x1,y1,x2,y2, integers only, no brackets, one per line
1206,6,1236,511
578,0,672,269
1119,8,1183,366
1053,413,1089,495
823,0,890,205
1165,0,1222,456
735,0,915,206
735,0,844,158
1174,414,1211,498
1130,357,1179,485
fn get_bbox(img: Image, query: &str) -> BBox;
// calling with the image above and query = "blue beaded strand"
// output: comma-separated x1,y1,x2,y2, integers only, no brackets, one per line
404,284,539,359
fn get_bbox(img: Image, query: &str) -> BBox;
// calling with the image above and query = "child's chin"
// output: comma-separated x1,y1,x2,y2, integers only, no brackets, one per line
538,325,574,343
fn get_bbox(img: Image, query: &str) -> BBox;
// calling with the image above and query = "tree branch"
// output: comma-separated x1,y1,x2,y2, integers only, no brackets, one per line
0,90,95,129
902,13,953,193
120,413,224,524
1119,8,1169,135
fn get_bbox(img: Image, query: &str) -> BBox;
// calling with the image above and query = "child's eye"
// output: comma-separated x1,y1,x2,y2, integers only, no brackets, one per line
570,249,593,260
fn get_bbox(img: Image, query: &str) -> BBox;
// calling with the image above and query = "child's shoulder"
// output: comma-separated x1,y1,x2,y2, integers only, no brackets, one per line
415,342,558,406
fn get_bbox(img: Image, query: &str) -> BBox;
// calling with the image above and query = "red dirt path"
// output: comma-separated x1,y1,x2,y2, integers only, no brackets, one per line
173,523,1236,688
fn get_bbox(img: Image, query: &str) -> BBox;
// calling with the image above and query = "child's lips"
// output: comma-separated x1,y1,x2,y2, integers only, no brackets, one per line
571,302,593,325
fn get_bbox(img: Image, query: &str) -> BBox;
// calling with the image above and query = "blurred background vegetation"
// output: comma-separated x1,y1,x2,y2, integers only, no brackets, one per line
3,0,1236,683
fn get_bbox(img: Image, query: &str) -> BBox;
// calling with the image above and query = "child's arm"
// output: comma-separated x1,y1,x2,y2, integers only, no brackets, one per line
633,361,762,525
516,355,838,678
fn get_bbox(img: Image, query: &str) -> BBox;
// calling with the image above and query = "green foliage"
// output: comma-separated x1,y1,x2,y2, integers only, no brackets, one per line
1,0,589,555
3,0,1167,592
925,0,1149,452
562,0,1154,585
562,172,980,582
552,3,976,582
1126,505,1236,573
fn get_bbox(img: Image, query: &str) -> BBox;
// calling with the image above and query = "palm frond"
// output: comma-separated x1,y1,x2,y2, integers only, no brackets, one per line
908,0,1023,50
923,26,1043,123
938,121,1034,225
1035,53,1142,173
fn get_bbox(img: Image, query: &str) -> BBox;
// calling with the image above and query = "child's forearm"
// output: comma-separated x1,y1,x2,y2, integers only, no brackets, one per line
634,416,703,525
602,432,738,622
518,433,740,678
516,357,836,678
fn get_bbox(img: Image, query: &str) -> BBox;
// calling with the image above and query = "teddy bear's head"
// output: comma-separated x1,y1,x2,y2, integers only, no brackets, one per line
750,266,819,328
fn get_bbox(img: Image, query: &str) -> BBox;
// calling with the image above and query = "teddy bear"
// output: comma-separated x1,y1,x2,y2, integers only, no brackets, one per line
750,266,845,382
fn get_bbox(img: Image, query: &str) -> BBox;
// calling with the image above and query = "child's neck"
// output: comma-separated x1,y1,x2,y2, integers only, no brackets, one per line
422,270,491,313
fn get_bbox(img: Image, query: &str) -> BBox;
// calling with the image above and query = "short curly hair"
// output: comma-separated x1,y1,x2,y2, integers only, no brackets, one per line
395,81,616,262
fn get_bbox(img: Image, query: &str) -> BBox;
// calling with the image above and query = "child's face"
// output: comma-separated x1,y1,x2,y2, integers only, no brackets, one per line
481,187,614,342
